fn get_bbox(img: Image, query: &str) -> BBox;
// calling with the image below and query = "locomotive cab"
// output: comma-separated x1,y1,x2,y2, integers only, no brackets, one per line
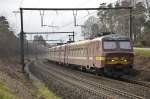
99,34,134,76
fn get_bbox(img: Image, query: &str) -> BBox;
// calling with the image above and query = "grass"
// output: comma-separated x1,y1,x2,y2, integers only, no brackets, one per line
134,48,150,57
0,81,13,99
34,81,60,99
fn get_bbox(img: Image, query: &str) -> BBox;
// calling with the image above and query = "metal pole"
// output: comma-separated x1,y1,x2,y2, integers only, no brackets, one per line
73,31,75,42
20,8,25,72
21,7,132,11
26,40,29,58
129,8,133,40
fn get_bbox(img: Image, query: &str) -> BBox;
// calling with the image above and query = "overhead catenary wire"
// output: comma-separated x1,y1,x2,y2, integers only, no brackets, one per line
70,8,145,28
39,10,60,28
61,10,98,28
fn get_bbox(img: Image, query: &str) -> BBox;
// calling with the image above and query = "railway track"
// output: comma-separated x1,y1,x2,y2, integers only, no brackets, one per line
32,61,113,99
32,60,150,99
45,60,150,99
120,77,150,89
44,60,150,93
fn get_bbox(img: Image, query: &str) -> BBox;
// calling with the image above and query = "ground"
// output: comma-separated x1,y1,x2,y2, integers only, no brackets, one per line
134,48,150,81
0,57,60,99
0,48,149,99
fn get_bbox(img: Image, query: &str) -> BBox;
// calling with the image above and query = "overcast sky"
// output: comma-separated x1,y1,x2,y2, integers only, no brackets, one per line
0,0,117,42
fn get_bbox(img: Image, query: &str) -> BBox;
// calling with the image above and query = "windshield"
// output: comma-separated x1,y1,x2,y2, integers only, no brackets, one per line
103,41,117,50
103,40,131,50
119,41,131,50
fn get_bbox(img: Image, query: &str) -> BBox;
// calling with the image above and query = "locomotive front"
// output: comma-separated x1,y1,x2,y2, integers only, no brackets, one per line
99,34,134,76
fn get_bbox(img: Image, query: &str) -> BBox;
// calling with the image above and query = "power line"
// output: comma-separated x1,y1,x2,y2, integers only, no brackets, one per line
61,11,98,28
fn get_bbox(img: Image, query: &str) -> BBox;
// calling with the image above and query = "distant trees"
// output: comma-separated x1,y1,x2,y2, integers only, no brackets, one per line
81,16,100,39
0,16,9,32
141,20,150,46
0,16,20,57
0,16,47,58
81,0,150,46
33,35,47,46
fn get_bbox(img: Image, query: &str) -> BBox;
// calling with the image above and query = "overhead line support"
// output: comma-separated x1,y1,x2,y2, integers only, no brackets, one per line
21,7,132,11
20,8,25,73
24,31,74,34
19,7,132,73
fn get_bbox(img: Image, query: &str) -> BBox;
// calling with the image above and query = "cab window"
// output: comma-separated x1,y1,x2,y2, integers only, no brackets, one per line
119,41,131,50
103,41,117,50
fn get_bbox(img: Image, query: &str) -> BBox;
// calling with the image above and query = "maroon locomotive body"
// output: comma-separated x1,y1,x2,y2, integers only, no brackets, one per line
49,34,134,76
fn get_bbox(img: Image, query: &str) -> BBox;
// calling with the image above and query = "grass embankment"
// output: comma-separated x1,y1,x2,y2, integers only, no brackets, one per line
0,77,60,99
133,47,150,81
0,81,14,99
34,81,60,99
134,48,150,57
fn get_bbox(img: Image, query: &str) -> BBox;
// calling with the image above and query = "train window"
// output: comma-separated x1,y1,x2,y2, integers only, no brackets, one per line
71,49,73,56
91,47,93,56
83,48,85,56
103,41,117,50
84,48,86,56
89,48,91,56
82,48,84,56
73,50,74,56
80,48,82,56
79,49,81,56
79,48,81,56
119,41,131,50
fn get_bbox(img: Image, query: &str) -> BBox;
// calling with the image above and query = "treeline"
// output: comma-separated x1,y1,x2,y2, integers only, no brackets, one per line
82,0,150,46
0,16,20,57
0,16,47,58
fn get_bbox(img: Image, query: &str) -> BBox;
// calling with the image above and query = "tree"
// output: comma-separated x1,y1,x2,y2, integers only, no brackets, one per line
33,35,47,46
141,20,150,46
0,16,9,32
81,16,100,39
0,16,20,57
81,1,150,46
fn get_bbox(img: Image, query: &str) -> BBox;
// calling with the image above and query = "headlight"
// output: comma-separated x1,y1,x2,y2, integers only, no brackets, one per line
123,59,127,62
111,59,115,62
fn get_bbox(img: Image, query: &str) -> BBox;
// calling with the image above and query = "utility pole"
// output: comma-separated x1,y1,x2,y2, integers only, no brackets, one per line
130,8,133,40
20,8,25,73
73,31,75,42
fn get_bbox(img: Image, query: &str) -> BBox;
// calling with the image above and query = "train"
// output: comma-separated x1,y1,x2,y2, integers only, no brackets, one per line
48,34,134,77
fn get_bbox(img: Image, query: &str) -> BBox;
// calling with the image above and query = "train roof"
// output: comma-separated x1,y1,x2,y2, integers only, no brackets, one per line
68,34,130,46
94,34,130,41
49,34,130,49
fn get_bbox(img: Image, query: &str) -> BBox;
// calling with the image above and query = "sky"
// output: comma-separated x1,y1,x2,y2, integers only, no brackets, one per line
0,0,117,42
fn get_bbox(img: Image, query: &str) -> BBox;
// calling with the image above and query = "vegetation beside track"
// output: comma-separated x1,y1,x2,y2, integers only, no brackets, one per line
133,48,150,81
134,48,150,57
34,81,60,99
0,80,15,99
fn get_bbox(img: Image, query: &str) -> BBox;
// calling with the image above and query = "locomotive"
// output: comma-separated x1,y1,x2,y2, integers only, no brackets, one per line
48,34,134,77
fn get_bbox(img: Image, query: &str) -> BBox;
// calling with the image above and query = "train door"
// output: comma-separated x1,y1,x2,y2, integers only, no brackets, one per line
58,47,61,63
93,42,98,66
95,41,103,68
88,43,92,67
64,45,68,64
86,43,92,68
